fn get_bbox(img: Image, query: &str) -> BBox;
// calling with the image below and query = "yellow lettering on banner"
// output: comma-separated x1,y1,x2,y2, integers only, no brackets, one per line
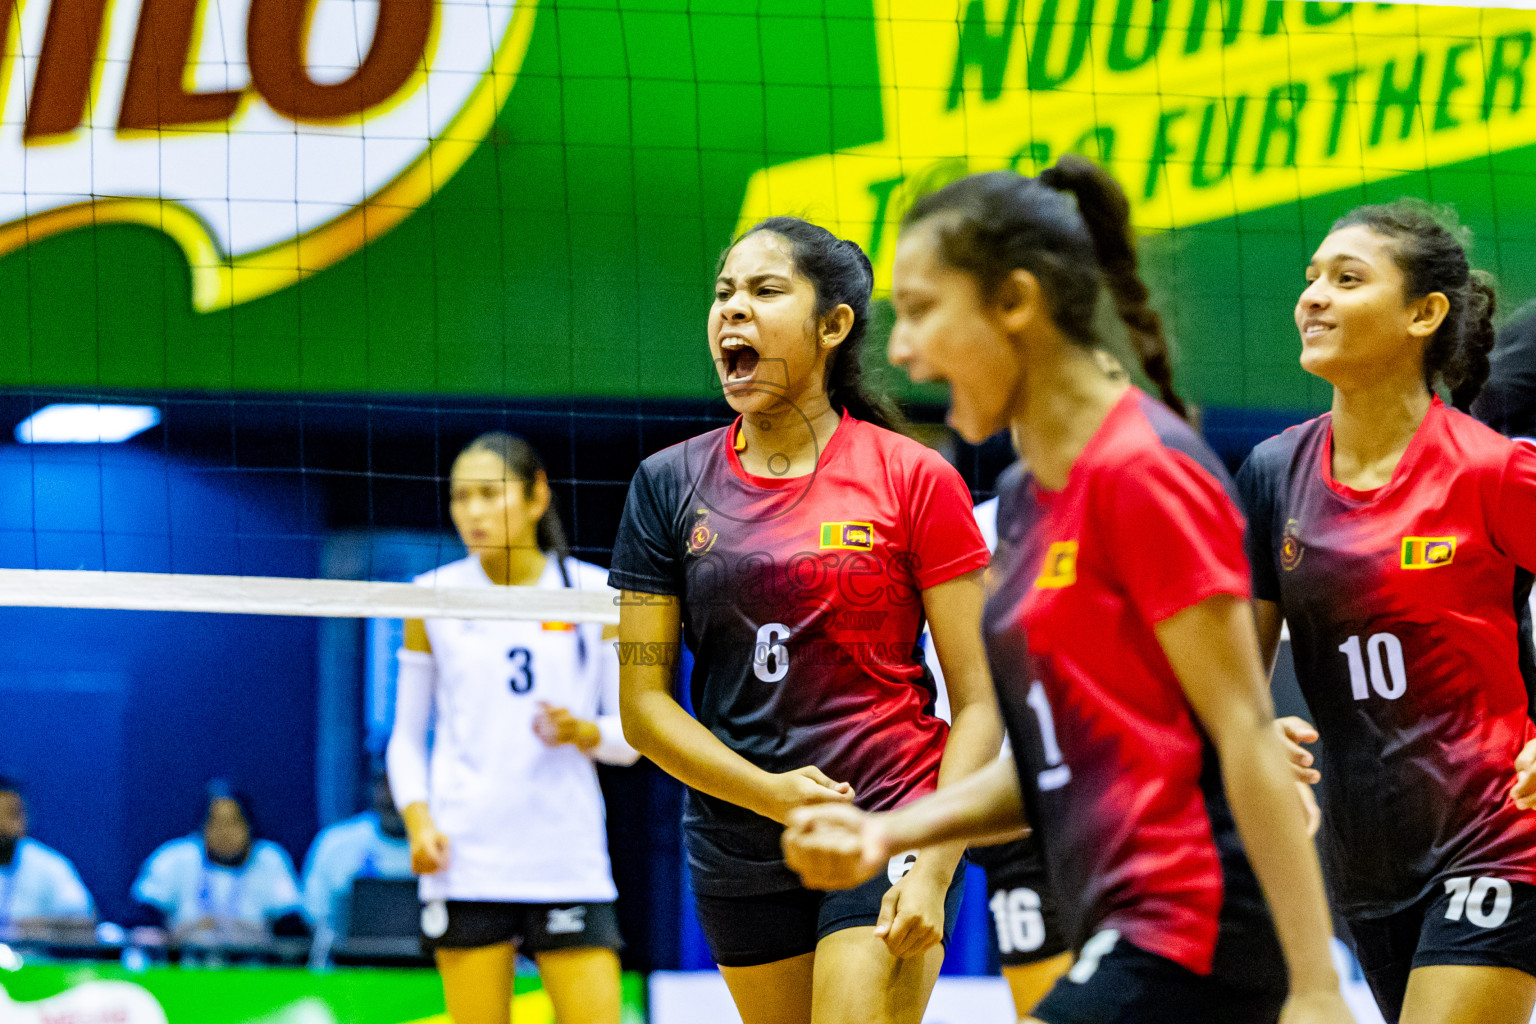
737,0,1536,292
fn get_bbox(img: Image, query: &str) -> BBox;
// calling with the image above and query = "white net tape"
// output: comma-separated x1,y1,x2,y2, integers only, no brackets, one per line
0,569,619,624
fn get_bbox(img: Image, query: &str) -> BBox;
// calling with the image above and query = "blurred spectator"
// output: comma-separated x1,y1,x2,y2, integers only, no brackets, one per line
1473,300,1536,437
132,781,302,944
300,768,411,936
0,774,95,934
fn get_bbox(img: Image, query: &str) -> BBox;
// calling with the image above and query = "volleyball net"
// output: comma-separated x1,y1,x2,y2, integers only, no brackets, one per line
0,0,1533,979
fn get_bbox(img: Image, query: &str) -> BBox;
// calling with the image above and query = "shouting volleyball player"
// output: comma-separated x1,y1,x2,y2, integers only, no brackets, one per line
386,433,638,1024
781,161,1354,1024
610,218,1002,1024
1238,202,1536,1024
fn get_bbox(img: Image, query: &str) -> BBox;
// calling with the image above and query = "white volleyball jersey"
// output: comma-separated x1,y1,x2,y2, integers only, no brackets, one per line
415,554,621,903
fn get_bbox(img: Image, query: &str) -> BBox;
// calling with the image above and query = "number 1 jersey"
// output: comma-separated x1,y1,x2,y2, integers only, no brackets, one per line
988,390,1281,981
1237,398,1536,918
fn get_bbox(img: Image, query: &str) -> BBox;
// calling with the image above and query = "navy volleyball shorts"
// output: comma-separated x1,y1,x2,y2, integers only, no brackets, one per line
969,838,1070,967
691,853,968,968
419,899,621,955
1344,876,1536,1024
1033,930,1286,1024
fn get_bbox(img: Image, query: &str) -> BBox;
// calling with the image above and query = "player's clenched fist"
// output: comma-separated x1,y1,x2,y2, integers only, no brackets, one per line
402,801,451,875
782,803,889,891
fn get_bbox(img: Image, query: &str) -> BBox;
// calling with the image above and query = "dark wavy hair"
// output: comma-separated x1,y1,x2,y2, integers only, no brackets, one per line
901,156,1186,418
457,432,569,560
727,217,902,432
1332,200,1497,411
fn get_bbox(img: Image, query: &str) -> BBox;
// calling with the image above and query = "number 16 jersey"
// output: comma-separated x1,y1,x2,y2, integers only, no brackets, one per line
1237,398,1536,918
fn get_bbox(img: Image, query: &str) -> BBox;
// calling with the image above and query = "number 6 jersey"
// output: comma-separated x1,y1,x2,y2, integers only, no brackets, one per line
609,412,988,897
1237,397,1536,919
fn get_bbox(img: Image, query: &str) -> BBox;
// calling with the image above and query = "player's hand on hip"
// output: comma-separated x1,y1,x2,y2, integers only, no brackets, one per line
761,765,855,824
782,803,885,890
875,866,946,959
1275,716,1321,784
1296,779,1321,837
1514,738,1536,811
402,802,451,875
534,702,601,751
1278,988,1356,1024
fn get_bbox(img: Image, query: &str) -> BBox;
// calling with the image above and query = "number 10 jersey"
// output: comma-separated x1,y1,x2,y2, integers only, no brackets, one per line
1237,398,1536,919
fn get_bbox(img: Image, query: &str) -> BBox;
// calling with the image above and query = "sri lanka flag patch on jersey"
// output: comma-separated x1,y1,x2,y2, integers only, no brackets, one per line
1036,541,1079,589
1401,536,1456,569
820,522,874,550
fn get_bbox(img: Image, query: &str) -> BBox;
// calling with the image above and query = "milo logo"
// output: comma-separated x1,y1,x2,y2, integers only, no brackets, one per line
0,0,536,310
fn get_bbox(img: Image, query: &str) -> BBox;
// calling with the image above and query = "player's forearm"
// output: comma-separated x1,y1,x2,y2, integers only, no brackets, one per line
1217,727,1341,996
880,757,1027,853
622,686,780,817
914,699,1006,879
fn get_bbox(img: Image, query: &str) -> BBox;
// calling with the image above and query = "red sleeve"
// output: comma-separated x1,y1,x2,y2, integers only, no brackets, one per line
1491,440,1536,573
1101,450,1251,625
903,446,990,590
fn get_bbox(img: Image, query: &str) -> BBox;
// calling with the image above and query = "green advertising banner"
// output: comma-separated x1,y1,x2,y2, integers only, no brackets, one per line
0,965,647,1024
0,0,1530,411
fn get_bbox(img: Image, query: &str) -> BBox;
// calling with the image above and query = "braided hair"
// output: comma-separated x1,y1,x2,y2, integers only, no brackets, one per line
902,156,1186,418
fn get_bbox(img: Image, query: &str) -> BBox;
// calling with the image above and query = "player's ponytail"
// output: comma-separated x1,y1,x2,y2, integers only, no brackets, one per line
1040,156,1186,418
460,432,570,561
1332,200,1497,411
902,160,1187,419
731,217,903,432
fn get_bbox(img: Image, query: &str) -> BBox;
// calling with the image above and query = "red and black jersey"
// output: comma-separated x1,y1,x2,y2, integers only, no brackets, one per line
988,389,1281,981
1237,398,1536,918
610,412,989,896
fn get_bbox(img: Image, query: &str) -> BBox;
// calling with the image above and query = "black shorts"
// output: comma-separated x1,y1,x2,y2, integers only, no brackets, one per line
691,855,968,968
970,838,1069,967
418,899,621,955
1343,877,1536,1024
1033,931,1286,1024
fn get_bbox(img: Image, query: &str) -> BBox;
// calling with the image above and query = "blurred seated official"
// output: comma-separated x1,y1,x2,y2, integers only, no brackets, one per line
300,768,412,938
132,781,304,946
0,775,95,938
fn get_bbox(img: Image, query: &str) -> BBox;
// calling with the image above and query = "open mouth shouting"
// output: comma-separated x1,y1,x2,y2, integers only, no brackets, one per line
720,336,761,388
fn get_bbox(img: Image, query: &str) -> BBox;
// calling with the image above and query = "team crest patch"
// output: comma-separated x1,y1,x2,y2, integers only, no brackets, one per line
819,521,874,551
687,509,718,555
1035,541,1078,589
1280,519,1304,571
1401,536,1456,569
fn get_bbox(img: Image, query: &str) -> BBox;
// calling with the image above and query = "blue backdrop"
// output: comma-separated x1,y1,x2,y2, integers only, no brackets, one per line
0,444,322,924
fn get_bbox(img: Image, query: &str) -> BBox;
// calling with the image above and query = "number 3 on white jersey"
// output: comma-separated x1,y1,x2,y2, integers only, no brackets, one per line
1026,681,1072,791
